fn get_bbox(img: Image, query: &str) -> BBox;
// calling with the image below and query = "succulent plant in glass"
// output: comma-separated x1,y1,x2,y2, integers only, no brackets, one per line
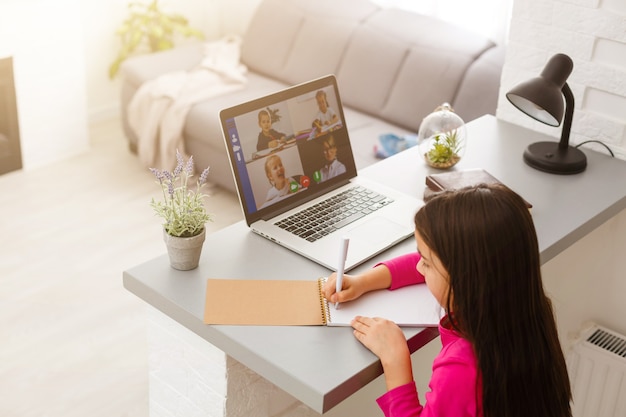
418,103,467,169
426,129,462,167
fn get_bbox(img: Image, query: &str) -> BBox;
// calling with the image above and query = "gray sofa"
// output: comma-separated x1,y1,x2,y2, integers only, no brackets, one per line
120,0,504,192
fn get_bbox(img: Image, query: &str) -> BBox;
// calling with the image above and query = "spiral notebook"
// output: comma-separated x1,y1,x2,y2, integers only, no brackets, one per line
203,278,443,327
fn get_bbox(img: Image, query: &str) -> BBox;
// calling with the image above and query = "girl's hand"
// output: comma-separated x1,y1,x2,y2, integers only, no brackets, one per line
322,273,366,304
351,316,413,390
322,264,393,304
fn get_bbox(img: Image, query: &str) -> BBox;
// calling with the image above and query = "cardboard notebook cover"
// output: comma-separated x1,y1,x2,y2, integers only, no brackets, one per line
204,278,443,327
425,168,532,208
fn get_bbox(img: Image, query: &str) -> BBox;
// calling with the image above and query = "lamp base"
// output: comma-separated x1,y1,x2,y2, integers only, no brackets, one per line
523,141,587,175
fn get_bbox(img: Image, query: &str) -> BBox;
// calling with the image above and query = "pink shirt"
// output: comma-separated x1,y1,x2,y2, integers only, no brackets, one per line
376,253,483,417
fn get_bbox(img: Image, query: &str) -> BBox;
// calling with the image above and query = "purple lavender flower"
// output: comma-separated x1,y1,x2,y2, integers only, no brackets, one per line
150,168,164,183
173,150,184,177
149,152,212,237
185,155,194,175
198,167,210,185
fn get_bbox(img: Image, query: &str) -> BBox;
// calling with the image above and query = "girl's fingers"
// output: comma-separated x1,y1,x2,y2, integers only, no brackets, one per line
351,316,373,332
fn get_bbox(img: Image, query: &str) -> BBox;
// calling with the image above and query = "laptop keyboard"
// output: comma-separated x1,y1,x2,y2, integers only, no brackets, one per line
275,186,394,242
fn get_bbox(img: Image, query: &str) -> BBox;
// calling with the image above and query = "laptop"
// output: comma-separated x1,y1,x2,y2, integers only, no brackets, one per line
219,75,422,271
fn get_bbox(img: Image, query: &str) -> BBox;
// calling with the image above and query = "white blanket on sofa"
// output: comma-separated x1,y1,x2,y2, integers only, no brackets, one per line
128,36,247,171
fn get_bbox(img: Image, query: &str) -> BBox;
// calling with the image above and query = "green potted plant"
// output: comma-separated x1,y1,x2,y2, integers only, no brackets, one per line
109,0,205,79
150,150,212,270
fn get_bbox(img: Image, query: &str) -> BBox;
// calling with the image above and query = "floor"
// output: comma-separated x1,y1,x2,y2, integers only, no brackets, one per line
0,118,242,417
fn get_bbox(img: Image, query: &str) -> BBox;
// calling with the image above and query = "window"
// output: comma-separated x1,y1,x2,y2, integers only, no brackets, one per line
370,0,512,45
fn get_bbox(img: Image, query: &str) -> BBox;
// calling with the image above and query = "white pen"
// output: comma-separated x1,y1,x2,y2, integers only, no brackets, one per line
335,237,350,309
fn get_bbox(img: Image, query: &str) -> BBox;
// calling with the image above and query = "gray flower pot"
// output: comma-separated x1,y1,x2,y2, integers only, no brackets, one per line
163,228,206,270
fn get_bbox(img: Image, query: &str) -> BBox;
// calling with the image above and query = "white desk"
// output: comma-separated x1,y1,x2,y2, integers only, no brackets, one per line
123,115,626,415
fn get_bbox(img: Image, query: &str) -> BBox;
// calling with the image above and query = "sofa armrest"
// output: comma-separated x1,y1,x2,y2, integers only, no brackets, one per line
119,42,205,90
119,43,205,150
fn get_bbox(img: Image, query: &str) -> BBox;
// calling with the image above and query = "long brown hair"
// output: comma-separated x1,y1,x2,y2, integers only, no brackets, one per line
415,183,571,417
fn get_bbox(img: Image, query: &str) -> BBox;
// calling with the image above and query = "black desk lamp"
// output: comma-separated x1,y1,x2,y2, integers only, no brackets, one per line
506,53,587,174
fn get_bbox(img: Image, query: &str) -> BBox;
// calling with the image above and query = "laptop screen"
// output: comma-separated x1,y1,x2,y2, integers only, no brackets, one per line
220,75,357,225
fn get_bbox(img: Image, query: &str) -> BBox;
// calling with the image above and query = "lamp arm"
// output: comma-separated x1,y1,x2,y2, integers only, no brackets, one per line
559,82,574,150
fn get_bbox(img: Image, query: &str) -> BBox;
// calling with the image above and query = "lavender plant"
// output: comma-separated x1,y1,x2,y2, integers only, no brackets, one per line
150,150,211,237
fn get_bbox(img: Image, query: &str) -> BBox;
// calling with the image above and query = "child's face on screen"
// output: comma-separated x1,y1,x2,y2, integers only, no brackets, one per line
322,141,337,162
259,113,272,134
316,94,328,112
266,157,285,185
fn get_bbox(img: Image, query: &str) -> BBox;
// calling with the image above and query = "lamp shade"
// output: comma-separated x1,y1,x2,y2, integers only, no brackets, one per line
505,53,586,175
506,54,573,126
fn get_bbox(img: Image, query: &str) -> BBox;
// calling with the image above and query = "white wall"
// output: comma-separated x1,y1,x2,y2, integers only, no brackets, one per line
0,0,262,169
497,0,626,161
542,208,626,346
0,0,89,170
82,0,261,123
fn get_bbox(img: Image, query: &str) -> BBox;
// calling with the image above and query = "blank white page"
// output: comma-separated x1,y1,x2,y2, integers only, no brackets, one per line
327,283,443,327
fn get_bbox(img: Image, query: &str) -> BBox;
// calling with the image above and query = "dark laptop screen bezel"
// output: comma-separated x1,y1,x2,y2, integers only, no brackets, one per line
219,75,357,225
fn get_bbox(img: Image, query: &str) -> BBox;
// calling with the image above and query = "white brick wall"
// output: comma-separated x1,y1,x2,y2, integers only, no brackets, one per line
146,307,321,417
147,307,228,417
496,0,626,160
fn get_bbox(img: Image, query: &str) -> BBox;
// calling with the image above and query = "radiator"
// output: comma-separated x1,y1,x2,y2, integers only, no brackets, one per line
567,323,626,417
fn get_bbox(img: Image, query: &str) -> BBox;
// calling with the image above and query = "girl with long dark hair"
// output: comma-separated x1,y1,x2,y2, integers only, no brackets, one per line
323,183,572,417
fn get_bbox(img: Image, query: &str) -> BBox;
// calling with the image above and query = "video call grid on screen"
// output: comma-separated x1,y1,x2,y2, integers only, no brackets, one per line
222,76,357,222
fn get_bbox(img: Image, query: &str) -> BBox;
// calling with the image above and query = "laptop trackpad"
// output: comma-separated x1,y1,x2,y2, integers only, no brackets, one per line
344,217,410,255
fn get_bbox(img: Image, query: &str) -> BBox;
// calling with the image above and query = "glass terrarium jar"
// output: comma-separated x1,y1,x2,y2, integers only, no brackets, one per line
417,103,467,169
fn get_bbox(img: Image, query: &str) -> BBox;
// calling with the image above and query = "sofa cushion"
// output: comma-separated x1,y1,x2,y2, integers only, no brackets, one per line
381,45,472,131
240,0,304,79
366,8,493,56
241,0,378,84
338,8,496,131
453,45,506,122
336,24,408,121
281,14,358,85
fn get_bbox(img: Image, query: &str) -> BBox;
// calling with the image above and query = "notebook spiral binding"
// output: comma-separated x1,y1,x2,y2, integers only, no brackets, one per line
318,277,331,325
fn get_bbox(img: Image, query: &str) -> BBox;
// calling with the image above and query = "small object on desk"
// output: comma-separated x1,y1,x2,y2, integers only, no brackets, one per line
375,133,418,158
203,277,443,327
335,237,350,309
417,103,466,169
424,168,532,209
